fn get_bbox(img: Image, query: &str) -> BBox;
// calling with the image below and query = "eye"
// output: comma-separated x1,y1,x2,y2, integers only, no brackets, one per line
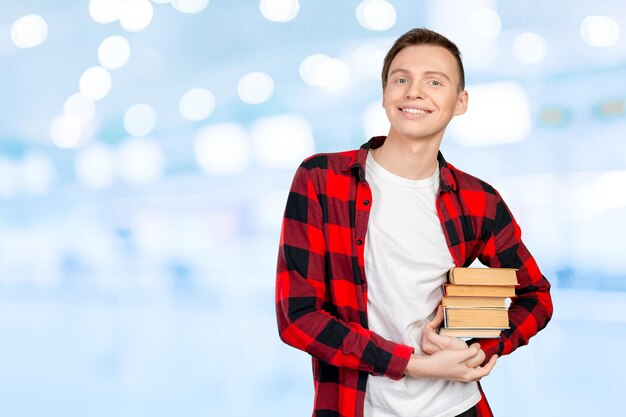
396,77,408,84
429,80,443,87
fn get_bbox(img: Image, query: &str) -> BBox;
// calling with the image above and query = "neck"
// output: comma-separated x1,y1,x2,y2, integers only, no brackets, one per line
370,132,441,180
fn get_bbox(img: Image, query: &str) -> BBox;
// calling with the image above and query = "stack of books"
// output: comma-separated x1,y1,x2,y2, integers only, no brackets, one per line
439,267,518,339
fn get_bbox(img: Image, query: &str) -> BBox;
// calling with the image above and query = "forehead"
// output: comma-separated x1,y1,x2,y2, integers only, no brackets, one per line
388,44,459,80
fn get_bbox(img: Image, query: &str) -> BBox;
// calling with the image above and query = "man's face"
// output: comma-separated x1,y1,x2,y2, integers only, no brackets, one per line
382,44,468,143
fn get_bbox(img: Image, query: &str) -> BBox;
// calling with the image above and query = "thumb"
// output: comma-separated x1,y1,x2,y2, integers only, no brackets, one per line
427,305,444,328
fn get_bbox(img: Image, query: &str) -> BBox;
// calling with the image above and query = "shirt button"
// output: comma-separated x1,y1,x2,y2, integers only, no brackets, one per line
363,199,370,205
356,239,363,245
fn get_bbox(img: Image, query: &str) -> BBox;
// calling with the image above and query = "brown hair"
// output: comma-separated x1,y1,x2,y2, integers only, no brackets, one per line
381,28,465,92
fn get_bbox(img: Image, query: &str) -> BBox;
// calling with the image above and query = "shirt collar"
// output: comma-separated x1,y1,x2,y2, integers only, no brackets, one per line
344,136,457,192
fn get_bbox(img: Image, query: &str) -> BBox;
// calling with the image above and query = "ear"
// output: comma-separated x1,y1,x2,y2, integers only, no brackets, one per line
453,90,468,116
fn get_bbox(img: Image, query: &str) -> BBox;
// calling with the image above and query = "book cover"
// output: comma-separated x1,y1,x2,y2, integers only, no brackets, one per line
448,267,519,286
438,328,502,339
442,296,507,308
443,284,516,298
444,307,510,329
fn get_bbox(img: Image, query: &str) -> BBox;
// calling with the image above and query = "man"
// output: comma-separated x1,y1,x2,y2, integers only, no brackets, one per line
275,28,552,417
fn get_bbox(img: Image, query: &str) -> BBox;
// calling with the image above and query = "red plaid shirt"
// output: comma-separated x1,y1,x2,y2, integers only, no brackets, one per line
275,136,553,417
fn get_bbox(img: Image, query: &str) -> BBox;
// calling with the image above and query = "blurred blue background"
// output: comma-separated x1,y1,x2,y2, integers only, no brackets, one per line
1,0,625,416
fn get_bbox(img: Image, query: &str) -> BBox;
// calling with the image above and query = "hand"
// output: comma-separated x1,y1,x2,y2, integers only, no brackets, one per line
406,344,498,383
422,305,468,354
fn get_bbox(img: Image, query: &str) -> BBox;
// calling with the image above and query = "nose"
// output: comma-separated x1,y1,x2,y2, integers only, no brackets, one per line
406,82,424,99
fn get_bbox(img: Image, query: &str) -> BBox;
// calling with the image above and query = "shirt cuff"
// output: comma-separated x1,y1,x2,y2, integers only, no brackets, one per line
382,343,415,380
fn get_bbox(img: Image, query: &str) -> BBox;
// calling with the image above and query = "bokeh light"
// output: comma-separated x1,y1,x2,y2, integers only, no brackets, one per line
118,138,165,184
119,0,154,32
179,88,215,121
123,104,157,137
75,144,116,189
251,114,315,169
299,54,351,91
19,154,56,195
513,32,548,64
362,101,389,139
351,45,386,80
449,81,532,146
10,14,48,49
51,116,84,149
470,8,501,39
0,158,18,198
355,0,396,32
64,93,96,126
237,72,274,104
259,0,300,23
98,35,131,70
194,123,251,175
89,0,124,24
580,15,620,48
172,0,210,14
79,66,112,101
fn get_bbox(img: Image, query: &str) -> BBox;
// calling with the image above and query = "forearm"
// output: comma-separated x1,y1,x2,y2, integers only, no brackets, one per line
473,284,553,360
276,291,414,379
404,345,497,382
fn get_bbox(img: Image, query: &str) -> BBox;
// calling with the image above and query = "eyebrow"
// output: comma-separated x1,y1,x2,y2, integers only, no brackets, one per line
388,68,451,82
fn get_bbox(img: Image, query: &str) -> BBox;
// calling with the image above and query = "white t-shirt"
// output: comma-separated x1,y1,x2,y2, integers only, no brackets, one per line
363,152,480,417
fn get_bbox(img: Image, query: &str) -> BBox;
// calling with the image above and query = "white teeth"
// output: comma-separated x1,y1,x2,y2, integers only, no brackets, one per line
402,108,428,115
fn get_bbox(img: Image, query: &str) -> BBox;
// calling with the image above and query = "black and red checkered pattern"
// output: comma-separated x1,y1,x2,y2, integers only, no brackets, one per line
275,136,553,417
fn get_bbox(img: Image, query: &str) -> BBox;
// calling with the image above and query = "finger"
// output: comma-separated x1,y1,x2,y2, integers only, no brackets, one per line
464,349,486,368
457,344,481,361
473,355,498,379
427,305,444,328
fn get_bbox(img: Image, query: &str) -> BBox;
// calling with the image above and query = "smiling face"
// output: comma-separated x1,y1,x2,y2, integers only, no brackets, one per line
382,44,468,144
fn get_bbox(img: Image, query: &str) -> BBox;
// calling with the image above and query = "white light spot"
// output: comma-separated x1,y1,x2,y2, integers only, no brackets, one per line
179,88,215,121
237,72,274,104
10,15,48,49
172,0,210,14
470,8,501,39
119,0,154,32
123,104,157,137
572,171,626,218
0,158,18,198
98,35,131,70
299,54,351,91
79,66,112,101
351,45,386,80
89,0,124,24
251,114,315,169
362,101,389,139
64,93,96,126
356,0,396,32
513,32,548,64
580,15,620,48
259,0,300,23
75,144,116,189
118,138,165,184
51,116,84,149
449,82,532,147
151,0,171,3
194,123,251,176
19,154,56,195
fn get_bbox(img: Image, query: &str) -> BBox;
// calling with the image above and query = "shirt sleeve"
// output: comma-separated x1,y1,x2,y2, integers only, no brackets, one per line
275,163,414,380
472,190,554,361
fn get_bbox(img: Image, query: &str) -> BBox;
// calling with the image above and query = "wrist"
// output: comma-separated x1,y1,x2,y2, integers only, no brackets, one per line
405,354,429,378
